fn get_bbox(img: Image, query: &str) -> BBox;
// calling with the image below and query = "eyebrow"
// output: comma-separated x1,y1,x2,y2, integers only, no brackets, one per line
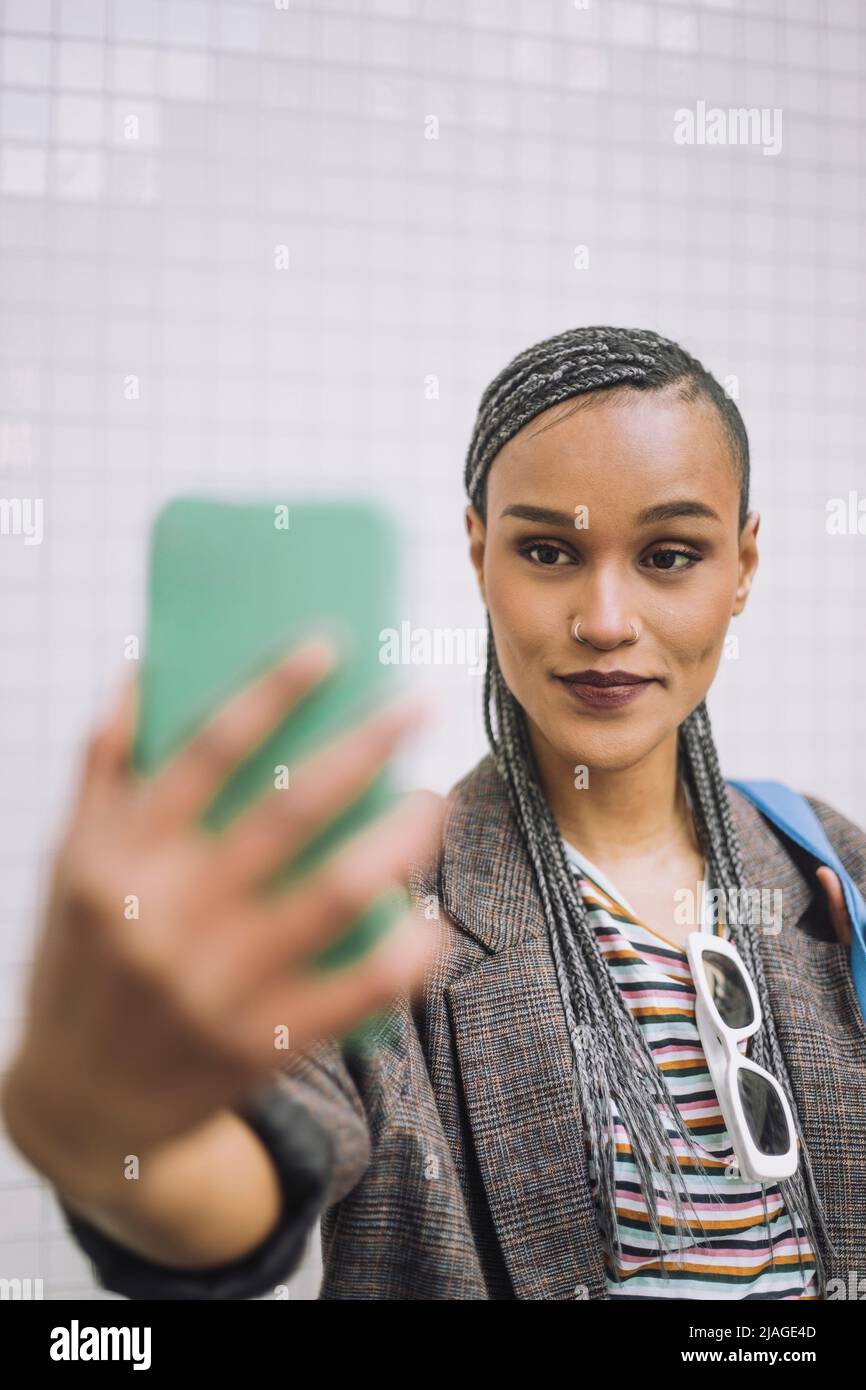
499,500,723,526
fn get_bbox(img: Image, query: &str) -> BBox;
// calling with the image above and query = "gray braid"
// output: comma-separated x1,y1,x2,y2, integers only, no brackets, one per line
467,325,837,1295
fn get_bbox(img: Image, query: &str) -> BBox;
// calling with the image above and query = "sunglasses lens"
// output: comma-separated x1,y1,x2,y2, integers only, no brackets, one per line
737,1067,791,1154
701,949,754,1029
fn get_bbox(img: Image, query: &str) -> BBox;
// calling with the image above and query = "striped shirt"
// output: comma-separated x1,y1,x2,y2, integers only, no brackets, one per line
561,836,818,1300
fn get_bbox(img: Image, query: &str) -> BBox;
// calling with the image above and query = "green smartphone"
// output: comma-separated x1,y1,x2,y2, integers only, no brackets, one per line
133,495,411,1053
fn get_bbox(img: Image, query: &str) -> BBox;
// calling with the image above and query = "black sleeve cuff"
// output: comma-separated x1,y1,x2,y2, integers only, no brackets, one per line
59,1081,334,1301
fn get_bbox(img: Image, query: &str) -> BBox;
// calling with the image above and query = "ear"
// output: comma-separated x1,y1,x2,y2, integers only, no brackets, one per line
465,504,487,605
731,510,760,617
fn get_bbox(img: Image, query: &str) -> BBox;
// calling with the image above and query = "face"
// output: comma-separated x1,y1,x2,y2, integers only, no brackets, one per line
465,388,760,776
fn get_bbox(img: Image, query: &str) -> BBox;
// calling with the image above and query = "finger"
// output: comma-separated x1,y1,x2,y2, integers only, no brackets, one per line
213,691,432,889
215,788,445,996
137,635,338,837
816,866,852,946
75,670,140,810
235,907,433,1066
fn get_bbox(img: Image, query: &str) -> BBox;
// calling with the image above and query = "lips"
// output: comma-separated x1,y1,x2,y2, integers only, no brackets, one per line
555,671,657,710
557,670,653,688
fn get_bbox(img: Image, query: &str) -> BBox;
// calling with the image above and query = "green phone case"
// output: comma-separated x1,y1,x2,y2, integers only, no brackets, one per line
133,495,409,1056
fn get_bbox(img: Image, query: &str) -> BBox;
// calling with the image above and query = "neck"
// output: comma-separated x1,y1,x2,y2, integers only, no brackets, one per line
526,718,699,864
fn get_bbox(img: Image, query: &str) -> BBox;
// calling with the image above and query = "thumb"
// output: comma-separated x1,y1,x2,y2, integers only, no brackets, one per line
815,865,852,947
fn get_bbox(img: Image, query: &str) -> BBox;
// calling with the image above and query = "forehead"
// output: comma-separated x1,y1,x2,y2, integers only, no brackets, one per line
486,389,737,515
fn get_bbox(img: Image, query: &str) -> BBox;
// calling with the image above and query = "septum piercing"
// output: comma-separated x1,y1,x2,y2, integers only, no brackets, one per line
572,620,639,644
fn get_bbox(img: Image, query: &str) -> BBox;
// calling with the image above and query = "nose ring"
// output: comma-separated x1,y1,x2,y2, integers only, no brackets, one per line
572,621,640,644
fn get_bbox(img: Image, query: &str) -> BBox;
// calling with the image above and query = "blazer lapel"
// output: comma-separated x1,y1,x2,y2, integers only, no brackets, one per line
437,754,866,1298
446,940,609,1299
440,756,608,1298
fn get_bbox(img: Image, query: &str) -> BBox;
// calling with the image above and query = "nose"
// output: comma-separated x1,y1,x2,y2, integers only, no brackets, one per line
569,568,639,650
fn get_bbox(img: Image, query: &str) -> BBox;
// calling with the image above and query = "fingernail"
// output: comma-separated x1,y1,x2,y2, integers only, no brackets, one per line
293,634,340,668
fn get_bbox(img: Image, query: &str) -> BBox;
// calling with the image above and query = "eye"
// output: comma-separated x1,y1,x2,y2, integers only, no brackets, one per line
644,546,702,573
516,539,704,572
517,541,575,568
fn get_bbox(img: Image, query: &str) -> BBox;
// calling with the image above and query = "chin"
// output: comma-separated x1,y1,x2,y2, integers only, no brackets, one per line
543,718,665,776
569,741,652,775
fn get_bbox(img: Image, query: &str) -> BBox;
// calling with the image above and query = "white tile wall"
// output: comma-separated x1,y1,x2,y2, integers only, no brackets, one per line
1,0,864,1300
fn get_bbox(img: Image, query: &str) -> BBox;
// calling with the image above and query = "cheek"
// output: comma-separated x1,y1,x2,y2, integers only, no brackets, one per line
486,562,569,654
651,572,732,670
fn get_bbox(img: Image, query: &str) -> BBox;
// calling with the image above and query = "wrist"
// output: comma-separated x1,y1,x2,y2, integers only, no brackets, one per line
1,1056,125,1206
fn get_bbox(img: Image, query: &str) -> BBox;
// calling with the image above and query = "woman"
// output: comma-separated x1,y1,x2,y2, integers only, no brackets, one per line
4,326,866,1301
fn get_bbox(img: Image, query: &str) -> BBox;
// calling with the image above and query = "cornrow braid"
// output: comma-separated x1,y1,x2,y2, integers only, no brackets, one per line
467,324,837,1296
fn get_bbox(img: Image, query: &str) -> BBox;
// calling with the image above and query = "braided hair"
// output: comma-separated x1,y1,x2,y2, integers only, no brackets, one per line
464,325,837,1295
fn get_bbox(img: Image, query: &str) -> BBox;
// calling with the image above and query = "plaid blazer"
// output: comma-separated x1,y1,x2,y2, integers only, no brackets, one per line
63,751,866,1300
273,752,866,1300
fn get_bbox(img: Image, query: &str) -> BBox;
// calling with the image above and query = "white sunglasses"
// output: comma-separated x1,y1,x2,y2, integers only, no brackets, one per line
685,931,799,1184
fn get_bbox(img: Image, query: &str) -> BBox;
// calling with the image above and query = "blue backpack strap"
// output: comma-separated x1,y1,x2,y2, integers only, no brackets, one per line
727,778,866,1021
